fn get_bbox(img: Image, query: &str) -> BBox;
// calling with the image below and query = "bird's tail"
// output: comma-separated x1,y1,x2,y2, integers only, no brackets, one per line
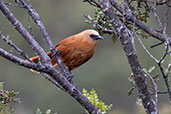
30,51,57,73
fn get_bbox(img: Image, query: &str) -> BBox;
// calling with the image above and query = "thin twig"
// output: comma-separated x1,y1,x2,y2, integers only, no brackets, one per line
135,33,159,63
41,72,65,91
151,91,170,95
27,14,33,36
151,0,163,31
95,0,158,113
163,5,170,77
126,27,135,45
0,0,50,64
158,44,171,104
145,0,170,6
83,0,101,8
27,0,33,40
15,0,70,78
150,42,164,48
0,30,64,92
0,47,101,114
0,1,102,113
123,0,135,43
4,2,22,8
158,91,169,94
109,0,169,42
0,31,31,61
133,0,138,35
83,14,116,34
163,5,169,34
144,70,158,111
14,0,53,48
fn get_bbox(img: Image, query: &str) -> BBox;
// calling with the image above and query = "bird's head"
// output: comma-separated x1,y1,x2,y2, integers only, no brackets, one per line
78,29,102,39
87,30,104,41
79,29,103,42
75,29,103,46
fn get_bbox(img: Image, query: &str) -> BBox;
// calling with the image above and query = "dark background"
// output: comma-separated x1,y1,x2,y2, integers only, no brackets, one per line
0,0,171,114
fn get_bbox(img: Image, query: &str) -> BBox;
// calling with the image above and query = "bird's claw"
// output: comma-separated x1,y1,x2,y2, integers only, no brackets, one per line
67,74,74,82
50,50,60,57
66,69,74,83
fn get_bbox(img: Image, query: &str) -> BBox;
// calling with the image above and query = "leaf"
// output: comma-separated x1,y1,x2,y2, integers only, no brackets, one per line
128,85,136,96
46,109,51,114
137,30,150,39
36,108,42,114
112,34,118,43
148,66,155,73
82,88,112,114
136,98,143,106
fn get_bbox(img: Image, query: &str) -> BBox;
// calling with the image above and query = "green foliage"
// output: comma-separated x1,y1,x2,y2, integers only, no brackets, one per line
137,30,150,39
0,82,3,90
128,0,150,23
144,66,159,80
94,8,118,43
144,66,155,74
82,88,112,114
85,0,153,41
85,8,118,43
128,73,136,96
124,0,151,39
94,9,113,33
46,109,51,114
0,82,20,114
111,34,118,43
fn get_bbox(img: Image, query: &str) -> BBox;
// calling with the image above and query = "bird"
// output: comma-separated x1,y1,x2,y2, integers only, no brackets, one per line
30,29,103,73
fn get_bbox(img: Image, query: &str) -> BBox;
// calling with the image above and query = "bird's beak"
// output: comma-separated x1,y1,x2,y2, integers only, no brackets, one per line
89,34,104,40
96,35,104,40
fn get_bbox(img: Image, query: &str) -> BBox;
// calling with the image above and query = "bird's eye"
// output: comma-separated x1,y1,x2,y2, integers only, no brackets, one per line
89,34,97,39
89,33,103,40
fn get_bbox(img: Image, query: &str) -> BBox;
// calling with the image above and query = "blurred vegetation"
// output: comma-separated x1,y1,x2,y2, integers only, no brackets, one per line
35,108,57,114
0,82,20,114
0,0,171,114
83,88,112,114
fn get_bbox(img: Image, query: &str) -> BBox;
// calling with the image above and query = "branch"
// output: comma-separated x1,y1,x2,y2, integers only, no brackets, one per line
0,47,101,114
83,0,101,8
145,0,170,6
93,0,158,113
151,1,163,31
109,0,168,42
144,70,158,110
135,33,159,63
14,0,70,77
83,14,116,34
90,0,168,42
0,32,31,61
15,0,53,48
0,31,63,89
158,45,171,104
0,1,102,113
0,0,50,64
150,42,164,48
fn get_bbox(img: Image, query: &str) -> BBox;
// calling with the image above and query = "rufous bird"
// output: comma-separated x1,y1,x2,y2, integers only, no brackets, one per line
30,29,103,73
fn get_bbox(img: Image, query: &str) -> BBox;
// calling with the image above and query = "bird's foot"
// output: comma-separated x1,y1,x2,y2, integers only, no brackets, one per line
67,74,74,82
50,49,60,57
66,70,74,83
